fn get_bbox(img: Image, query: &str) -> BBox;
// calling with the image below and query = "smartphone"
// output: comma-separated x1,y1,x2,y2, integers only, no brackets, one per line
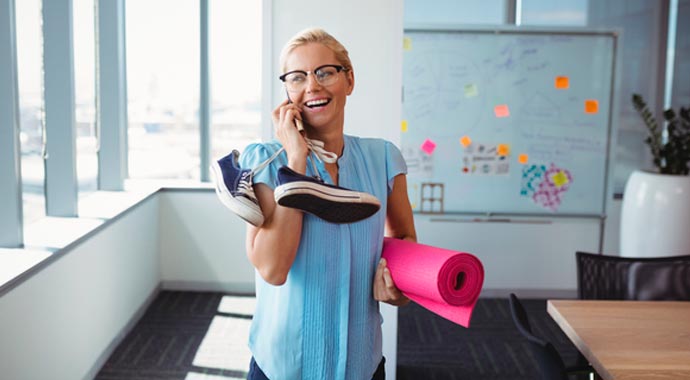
286,91,304,132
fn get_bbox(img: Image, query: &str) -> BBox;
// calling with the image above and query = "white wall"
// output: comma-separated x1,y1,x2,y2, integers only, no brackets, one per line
0,196,160,380
416,215,601,295
158,191,255,293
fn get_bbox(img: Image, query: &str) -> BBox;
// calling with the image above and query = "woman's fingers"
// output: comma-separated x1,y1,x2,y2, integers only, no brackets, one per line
273,100,303,130
373,259,386,301
374,258,410,306
272,101,309,172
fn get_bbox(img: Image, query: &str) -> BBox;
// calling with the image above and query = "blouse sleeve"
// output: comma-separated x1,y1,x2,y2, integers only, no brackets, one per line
239,142,285,190
385,141,408,195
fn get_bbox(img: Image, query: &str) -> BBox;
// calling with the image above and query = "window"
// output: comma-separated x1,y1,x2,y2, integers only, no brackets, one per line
15,0,45,225
670,0,690,110
209,0,262,163
126,0,200,180
587,0,669,193
404,0,506,25
74,0,98,196
520,0,588,26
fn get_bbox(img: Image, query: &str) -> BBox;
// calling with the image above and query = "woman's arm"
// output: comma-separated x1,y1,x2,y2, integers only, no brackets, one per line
245,184,304,286
244,100,309,286
385,174,417,242
374,174,417,306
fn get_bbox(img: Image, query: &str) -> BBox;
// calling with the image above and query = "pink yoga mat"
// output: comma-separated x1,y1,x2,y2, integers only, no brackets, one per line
382,238,484,327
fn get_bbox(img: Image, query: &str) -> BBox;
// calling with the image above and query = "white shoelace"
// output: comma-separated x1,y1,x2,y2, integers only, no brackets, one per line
250,137,338,182
237,172,259,202
304,138,338,164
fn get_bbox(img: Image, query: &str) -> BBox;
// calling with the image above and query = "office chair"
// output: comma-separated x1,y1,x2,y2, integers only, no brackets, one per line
576,252,690,300
508,293,593,380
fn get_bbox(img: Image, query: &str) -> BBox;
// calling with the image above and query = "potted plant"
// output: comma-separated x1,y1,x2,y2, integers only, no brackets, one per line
631,94,690,175
620,94,690,257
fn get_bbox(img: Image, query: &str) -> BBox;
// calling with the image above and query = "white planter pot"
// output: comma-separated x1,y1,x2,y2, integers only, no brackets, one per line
620,170,690,257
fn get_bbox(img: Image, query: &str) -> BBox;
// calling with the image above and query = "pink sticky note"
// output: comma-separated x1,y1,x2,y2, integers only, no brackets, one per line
421,138,437,155
494,104,510,118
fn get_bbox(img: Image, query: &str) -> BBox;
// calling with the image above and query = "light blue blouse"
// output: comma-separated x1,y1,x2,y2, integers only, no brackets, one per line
240,135,407,380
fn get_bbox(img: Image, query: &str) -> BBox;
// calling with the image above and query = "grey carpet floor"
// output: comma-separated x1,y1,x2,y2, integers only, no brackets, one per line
396,299,584,380
95,291,582,380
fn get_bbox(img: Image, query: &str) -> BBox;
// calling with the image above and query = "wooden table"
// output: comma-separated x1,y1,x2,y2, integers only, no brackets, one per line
547,300,690,380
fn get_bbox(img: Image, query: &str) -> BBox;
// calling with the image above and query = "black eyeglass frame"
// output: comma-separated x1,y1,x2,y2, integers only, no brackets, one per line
278,64,348,83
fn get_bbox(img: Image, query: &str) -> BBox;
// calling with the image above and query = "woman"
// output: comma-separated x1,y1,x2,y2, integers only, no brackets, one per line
240,27,417,380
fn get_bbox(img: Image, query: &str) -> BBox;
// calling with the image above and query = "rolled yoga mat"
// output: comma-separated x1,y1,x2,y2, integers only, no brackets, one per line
382,237,484,327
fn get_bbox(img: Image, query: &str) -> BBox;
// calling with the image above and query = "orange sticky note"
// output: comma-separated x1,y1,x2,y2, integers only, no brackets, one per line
555,76,569,89
585,99,599,114
494,104,510,118
401,120,408,132
518,153,529,164
497,144,510,156
460,135,472,147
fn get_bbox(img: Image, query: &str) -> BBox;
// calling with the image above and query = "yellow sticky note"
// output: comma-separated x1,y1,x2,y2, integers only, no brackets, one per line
518,153,529,164
403,37,412,51
401,120,408,132
497,144,510,156
555,76,569,89
552,170,570,187
464,84,478,98
494,104,510,118
585,99,599,114
460,135,472,147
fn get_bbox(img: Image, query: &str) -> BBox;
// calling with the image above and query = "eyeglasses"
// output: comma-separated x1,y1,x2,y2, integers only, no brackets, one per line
279,64,348,92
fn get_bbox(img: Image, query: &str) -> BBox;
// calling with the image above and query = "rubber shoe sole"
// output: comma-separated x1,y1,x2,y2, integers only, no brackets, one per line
274,181,381,223
211,161,264,227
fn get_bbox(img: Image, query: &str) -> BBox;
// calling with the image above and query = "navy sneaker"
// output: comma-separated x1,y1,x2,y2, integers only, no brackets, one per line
211,150,264,227
273,166,381,224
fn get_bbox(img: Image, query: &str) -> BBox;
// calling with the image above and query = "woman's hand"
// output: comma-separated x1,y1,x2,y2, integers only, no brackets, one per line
272,99,308,173
373,258,410,306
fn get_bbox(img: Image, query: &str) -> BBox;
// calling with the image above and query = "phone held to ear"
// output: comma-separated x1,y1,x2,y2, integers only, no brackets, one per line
287,94,304,132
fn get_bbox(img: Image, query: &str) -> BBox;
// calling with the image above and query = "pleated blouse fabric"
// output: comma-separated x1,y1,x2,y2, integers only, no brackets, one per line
240,135,407,380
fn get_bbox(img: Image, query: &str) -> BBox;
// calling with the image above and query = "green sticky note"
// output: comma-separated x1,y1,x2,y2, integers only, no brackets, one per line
464,83,478,98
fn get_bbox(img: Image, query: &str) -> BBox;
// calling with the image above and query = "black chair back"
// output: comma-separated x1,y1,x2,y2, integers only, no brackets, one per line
509,293,569,380
576,251,690,300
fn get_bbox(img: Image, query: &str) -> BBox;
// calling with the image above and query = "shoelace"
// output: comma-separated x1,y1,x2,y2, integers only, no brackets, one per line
250,137,338,182
236,171,260,203
304,138,338,164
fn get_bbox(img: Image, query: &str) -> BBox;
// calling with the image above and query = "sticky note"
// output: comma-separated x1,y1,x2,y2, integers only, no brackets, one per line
552,170,570,187
464,84,478,98
497,144,510,156
460,135,472,147
494,104,510,118
555,76,569,89
421,138,437,155
403,37,412,51
585,99,599,114
518,153,529,164
401,120,408,133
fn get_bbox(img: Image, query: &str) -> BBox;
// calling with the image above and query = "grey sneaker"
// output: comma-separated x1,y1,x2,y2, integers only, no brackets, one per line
211,150,264,227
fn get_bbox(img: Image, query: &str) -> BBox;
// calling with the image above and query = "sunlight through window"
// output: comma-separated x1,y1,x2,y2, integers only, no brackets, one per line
191,316,252,373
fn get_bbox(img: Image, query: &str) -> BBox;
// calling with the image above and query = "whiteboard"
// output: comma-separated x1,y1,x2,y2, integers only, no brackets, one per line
401,28,617,216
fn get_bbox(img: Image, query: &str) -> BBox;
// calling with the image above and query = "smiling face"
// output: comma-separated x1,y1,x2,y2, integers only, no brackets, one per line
283,42,354,134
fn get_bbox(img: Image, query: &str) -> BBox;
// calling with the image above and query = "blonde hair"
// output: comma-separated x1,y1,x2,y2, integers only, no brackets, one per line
279,28,353,73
